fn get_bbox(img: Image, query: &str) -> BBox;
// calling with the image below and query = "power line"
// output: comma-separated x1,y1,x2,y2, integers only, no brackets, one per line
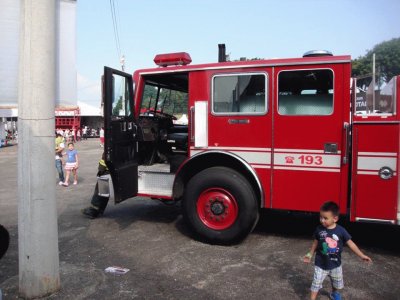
114,0,126,71
112,0,122,55
110,0,120,56
109,0,122,62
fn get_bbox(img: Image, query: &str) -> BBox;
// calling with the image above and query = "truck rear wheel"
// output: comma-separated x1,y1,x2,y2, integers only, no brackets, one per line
182,167,259,244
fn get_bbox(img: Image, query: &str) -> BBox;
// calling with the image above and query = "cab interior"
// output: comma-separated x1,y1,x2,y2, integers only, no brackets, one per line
136,72,189,173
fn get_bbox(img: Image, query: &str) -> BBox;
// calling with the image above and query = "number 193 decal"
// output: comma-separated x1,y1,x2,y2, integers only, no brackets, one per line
299,155,323,165
285,155,323,165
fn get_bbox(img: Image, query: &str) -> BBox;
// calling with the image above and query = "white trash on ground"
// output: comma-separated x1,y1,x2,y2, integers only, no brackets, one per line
104,266,130,275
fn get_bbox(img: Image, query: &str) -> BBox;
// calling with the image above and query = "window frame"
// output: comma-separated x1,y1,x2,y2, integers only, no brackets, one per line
277,68,335,117
211,72,269,116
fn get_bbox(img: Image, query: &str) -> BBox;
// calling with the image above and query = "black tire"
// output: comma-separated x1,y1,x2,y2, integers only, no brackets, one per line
182,167,259,244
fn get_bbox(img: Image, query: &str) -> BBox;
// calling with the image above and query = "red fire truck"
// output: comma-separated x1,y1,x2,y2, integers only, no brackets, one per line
101,50,399,244
55,107,81,132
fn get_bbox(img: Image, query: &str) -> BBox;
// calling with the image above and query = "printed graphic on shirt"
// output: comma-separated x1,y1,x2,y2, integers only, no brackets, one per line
318,231,340,261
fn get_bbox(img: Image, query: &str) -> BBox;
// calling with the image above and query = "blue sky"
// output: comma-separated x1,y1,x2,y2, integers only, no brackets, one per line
77,0,400,102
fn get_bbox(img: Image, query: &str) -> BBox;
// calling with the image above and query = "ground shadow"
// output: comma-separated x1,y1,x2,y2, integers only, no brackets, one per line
104,198,182,231
96,199,400,253
254,210,400,254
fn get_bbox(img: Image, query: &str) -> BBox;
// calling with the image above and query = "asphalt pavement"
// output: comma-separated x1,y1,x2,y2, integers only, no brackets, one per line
0,139,399,299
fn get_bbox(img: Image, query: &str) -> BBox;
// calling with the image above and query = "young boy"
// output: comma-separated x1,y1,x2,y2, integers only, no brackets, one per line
303,201,372,300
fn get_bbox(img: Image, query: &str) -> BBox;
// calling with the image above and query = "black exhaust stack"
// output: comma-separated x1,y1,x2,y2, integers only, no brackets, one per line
218,44,226,62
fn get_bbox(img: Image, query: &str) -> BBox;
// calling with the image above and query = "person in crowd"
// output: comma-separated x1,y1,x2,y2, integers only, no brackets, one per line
71,128,76,143
62,142,79,186
99,127,105,147
55,133,65,185
65,129,70,141
82,126,88,140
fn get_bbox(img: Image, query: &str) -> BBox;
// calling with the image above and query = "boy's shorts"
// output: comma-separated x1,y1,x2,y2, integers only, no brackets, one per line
311,265,344,292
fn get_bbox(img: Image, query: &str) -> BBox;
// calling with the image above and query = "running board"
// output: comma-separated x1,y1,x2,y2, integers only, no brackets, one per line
355,217,396,225
138,171,174,197
138,163,170,173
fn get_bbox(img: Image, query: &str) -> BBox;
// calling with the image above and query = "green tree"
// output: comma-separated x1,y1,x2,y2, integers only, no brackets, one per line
112,96,123,115
352,37,400,86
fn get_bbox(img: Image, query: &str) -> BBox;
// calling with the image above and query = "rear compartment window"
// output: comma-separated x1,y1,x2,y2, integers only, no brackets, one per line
278,69,334,115
354,76,397,115
212,73,267,115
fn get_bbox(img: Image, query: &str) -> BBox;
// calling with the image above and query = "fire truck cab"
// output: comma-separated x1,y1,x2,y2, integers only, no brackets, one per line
102,51,399,244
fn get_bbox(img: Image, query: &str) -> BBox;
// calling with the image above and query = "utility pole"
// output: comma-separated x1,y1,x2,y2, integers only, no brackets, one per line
120,55,125,71
18,0,60,298
372,53,376,111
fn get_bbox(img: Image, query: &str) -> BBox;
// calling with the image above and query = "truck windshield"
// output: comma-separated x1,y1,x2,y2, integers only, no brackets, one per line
140,83,188,123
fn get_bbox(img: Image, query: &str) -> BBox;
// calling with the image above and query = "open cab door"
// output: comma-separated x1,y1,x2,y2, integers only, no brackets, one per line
103,67,138,203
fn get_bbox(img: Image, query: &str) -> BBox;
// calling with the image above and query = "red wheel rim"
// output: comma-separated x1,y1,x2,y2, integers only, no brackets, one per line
196,188,238,230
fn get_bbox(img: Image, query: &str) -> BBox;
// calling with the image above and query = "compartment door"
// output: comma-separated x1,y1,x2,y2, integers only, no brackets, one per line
351,124,399,223
104,67,138,203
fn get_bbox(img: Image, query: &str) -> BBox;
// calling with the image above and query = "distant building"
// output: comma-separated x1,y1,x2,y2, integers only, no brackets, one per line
78,100,104,135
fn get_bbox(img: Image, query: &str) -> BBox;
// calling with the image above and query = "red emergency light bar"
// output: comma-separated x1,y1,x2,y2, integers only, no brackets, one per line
154,52,192,67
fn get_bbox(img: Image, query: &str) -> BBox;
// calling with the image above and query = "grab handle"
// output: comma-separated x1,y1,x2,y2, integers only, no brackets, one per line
343,122,350,164
190,106,195,142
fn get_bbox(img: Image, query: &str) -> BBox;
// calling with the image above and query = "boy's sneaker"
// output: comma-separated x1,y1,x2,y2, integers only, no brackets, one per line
81,207,100,219
58,181,64,186
330,291,341,300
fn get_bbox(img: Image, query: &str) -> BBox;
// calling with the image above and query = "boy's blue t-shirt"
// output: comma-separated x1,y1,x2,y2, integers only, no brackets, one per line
66,149,78,163
314,224,351,270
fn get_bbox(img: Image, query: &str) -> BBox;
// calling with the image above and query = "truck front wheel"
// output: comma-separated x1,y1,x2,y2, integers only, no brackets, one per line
182,167,259,244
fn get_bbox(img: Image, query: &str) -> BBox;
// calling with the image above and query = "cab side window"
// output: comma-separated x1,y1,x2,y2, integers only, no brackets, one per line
212,73,267,115
278,69,334,115
111,75,132,117
354,76,397,115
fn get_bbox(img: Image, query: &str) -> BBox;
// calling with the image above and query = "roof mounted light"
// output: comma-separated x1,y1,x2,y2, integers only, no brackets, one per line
154,52,192,67
303,50,333,57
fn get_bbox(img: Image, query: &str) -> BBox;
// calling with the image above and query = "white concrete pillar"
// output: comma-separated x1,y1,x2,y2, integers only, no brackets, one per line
18,0,60,298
